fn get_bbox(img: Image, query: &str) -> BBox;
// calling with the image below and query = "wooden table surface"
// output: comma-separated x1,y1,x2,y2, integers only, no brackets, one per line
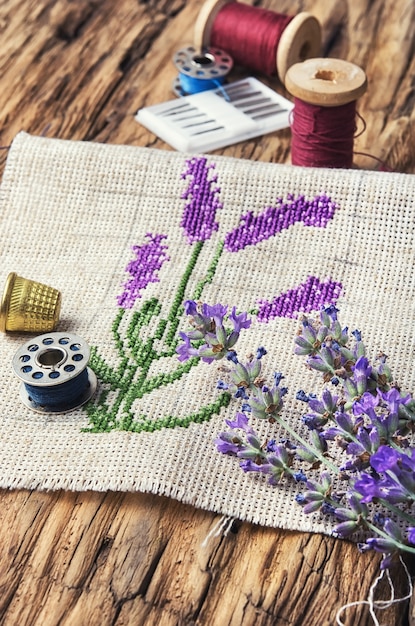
0,1,414,625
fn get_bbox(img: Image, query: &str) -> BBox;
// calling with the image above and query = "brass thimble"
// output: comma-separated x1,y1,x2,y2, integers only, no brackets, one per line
0,272,61,333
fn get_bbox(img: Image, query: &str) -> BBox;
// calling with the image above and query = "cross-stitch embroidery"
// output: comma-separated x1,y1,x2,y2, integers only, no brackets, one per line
85,157,342,433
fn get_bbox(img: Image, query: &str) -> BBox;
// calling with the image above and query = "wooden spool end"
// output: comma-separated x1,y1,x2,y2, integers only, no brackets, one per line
285,57,368,106
277,13,321,83
194,0,235,52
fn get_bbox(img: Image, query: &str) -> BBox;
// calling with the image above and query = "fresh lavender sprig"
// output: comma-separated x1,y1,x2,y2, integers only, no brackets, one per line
210,302,415,568
176,300,251,363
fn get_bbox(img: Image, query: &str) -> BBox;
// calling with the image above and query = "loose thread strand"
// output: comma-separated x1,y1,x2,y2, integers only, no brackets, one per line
201,515,234,548
335,556,413,626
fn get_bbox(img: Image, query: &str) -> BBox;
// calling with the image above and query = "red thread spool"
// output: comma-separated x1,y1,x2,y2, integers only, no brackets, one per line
194,0,321,82
285,58,367,168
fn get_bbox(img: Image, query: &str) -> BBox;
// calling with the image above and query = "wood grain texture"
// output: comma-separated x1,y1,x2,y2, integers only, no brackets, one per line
0,1,414,624
0,489,410,626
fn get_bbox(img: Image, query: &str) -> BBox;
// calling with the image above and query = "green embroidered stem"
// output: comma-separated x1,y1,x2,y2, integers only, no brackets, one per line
164,240,204,346
84,384,231,433
112,308,126,359
133,356,199,398
127,298,162,360
127,391,231,433
86,238,229,433
193,240,224,300
89,347,119,386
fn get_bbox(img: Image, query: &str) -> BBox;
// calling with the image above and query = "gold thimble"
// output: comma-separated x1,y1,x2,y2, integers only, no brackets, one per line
0,272,61,333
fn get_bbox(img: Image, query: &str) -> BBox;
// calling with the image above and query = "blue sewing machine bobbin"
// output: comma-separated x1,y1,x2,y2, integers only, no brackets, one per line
172,45,233,97
12,332,97,414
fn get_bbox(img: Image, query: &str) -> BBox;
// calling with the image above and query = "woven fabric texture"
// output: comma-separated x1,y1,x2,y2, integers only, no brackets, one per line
0,132,414,534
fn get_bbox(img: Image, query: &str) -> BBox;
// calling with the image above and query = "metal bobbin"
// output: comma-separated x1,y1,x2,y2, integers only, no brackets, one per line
172,45,233,97
12,332,97,414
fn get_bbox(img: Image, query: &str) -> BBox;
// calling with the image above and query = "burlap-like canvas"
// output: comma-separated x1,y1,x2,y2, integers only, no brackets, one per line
0,132,413,535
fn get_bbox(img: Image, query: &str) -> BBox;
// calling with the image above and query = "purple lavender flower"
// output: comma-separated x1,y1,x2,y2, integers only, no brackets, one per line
181,157,222,244
228,307,251,332
202,302,228,321
379,387,415,429
248,380,287,421
176,300,251,364
333,495,369,538
353,446,415,504
302,389,339,430
224,194,338,253
352,473,384,503
241,446,293,485
350,356,372,396
226,356,263,397
294,307,346,358
215,412,256,455
360,519,404,569
298,471,332,514
352,390,378,419
225,412,254,433
236,432,267,462
296,429,328,464
214,431,242,455
240,459,265,473
257,276,343,322
324,411,356,440
353,391,400,442
370,446,403,473
117,234,169,308
176,332,200,362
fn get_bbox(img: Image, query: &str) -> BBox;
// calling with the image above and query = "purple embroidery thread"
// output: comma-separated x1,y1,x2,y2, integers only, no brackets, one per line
117,233,169,308
224,194,338,252
257,275,343,321
181,157,222,244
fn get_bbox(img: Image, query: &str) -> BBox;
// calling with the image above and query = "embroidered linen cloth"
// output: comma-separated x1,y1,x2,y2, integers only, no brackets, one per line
0,131,413,534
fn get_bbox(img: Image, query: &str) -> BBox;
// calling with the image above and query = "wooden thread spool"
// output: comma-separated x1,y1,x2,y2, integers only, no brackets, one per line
285,58,368,168
194,0,321,83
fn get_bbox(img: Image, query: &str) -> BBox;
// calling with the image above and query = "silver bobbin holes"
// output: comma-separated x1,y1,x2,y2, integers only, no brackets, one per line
12,331,97,414
173,46,233,79
172,45,233,96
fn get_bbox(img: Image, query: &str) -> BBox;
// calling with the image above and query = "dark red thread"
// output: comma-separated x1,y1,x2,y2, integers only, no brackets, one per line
291,98,357,169
210,3,293,76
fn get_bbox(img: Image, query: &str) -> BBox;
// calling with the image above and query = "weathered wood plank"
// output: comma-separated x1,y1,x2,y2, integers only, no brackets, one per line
0,0,413,171
0,489,408,625
0,0,414,624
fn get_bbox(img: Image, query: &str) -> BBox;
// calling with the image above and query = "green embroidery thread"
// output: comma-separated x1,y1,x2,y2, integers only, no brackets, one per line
84,156,341,433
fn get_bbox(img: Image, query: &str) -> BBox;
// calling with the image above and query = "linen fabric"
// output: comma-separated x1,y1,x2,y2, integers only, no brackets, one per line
0,132,413,535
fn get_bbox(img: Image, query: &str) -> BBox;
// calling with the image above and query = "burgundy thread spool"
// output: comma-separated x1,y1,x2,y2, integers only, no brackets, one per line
194,0,321,82
285,58,368,169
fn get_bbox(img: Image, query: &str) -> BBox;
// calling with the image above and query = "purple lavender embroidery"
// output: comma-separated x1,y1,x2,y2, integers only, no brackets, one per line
117,234,169,308
224,194,338,252
181,157,222,244
257,275,343,321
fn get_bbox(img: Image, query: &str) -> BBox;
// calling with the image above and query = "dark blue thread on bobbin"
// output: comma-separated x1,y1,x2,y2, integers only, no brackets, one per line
12,332,97,414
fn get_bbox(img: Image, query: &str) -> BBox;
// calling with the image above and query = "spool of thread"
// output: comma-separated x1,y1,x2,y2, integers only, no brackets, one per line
194,0,321,82
172,45,233,97
285,58,367,169
12,332,97,414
